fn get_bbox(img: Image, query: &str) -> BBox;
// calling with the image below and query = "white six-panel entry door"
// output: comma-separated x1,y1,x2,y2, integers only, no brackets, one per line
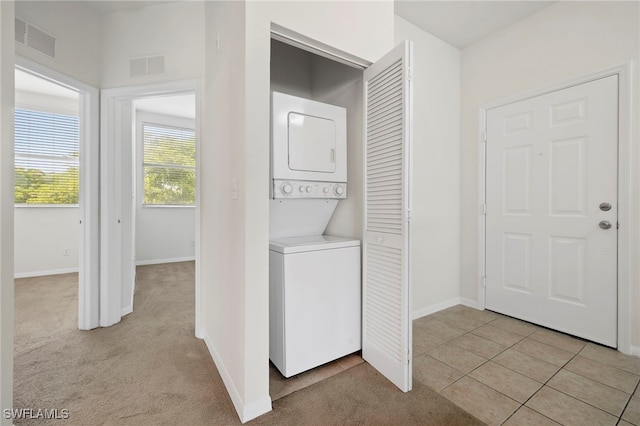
485,75,619,347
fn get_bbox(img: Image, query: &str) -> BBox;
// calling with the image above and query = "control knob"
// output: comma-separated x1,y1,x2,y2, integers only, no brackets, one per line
282,183,292,195
334,186,345,196
306,186,312,193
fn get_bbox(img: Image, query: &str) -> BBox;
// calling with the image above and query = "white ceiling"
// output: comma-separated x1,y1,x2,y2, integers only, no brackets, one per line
83,1,556,50
15,69,79,100
135,95,196,119
394,1,556,49
86,0,178,14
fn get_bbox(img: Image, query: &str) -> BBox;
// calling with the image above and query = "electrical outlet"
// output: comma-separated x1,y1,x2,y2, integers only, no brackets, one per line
63,248,69,256
189,240,195,247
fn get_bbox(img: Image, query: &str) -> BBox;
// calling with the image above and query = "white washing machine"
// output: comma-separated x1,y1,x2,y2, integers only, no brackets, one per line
269,235,361,378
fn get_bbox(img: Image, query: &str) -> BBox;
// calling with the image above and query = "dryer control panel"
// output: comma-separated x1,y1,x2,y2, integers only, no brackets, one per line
273,179,347,199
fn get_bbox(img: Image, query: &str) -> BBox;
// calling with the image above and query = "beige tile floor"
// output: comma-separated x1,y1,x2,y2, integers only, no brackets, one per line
414,305,640,426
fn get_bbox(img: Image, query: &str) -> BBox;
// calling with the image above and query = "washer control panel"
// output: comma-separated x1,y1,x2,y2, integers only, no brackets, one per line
273,179,347,199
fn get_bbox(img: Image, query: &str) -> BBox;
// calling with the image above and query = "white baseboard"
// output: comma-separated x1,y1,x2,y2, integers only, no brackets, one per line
631,345,640,357
121,305,133,317
135,256,195,266
460,298,480,309
14,267,79,279
412,297,484,320
412,297,462,320
200,327,272,423
241,396,273,423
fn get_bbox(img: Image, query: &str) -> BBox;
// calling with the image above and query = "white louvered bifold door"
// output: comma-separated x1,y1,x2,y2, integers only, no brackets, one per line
362,41,413,392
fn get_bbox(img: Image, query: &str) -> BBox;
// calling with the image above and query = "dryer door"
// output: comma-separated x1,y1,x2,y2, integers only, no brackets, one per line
271,92,347,182
288,112,336,173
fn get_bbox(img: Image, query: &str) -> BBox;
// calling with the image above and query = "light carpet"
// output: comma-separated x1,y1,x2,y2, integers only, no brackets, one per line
14,262,483,425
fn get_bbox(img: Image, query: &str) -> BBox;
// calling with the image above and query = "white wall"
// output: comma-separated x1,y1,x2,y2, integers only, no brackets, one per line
0,2,14,422
134,111,195,265
13,87,81,278
270,40,313,98
394,17,462,316
202,1,394,421
14,207,79,277
15,1,102,87
203,0,249,421
101,1,205,88
460,2,640,346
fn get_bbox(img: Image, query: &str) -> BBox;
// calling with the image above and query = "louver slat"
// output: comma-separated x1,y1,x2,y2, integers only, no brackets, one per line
364,243,403,363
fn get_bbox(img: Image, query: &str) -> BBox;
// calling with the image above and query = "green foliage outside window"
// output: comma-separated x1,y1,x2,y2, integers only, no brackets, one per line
14,108,80,205
15,166,79,204
143,123,196,206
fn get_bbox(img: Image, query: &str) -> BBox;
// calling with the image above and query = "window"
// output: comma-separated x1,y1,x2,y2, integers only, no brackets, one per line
14,108,80,205
142,123,195,206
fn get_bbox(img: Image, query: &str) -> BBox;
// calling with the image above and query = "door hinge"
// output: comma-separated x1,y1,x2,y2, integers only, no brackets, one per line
482,275,487,288
483,130,487,143
407,209,412,222
407,67,413,81
482,204,487,215
617,222,620,230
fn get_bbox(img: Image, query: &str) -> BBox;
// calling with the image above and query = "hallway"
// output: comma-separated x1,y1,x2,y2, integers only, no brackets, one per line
13,262,478,425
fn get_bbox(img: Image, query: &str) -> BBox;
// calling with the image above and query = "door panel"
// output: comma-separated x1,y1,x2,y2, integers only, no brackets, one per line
100,93,136,326
485,75,618,346
362,40,412,392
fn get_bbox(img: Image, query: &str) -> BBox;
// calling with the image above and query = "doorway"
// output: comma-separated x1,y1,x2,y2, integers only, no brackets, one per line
100,80,201,335
483,75,619,347
267,31,414,395
14,58,100,331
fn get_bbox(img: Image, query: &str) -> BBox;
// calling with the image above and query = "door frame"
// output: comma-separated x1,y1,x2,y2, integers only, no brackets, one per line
477,63,633,354
15,56,100,331
100,79,203,335
269,26,414,391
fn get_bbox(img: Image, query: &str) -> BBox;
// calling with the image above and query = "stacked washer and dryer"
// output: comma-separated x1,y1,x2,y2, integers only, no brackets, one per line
269,92,362,378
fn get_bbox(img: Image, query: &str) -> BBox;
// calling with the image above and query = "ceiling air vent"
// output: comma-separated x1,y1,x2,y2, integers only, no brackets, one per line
130,55,166,78
15,18,56,59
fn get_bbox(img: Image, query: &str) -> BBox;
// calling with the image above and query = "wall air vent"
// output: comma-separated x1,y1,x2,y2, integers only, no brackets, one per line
15,18,56,59
130,55,166,78
15,18,26,44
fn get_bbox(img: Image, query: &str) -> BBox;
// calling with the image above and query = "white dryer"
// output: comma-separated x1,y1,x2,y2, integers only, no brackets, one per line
271,91,347,189
269,235,361,378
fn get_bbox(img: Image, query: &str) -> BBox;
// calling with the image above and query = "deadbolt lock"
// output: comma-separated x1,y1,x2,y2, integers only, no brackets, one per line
599,202,612,211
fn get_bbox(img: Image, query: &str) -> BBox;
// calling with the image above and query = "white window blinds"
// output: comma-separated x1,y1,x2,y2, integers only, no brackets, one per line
14,108,80,205
142,123,195,206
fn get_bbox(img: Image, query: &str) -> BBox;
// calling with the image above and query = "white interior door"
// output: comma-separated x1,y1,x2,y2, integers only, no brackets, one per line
362,40,413,392
100,93,136,326
485,75,619,347
77,87,100,330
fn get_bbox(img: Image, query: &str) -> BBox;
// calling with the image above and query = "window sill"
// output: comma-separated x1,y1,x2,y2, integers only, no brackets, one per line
15,204,79,208
141,204,195,209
